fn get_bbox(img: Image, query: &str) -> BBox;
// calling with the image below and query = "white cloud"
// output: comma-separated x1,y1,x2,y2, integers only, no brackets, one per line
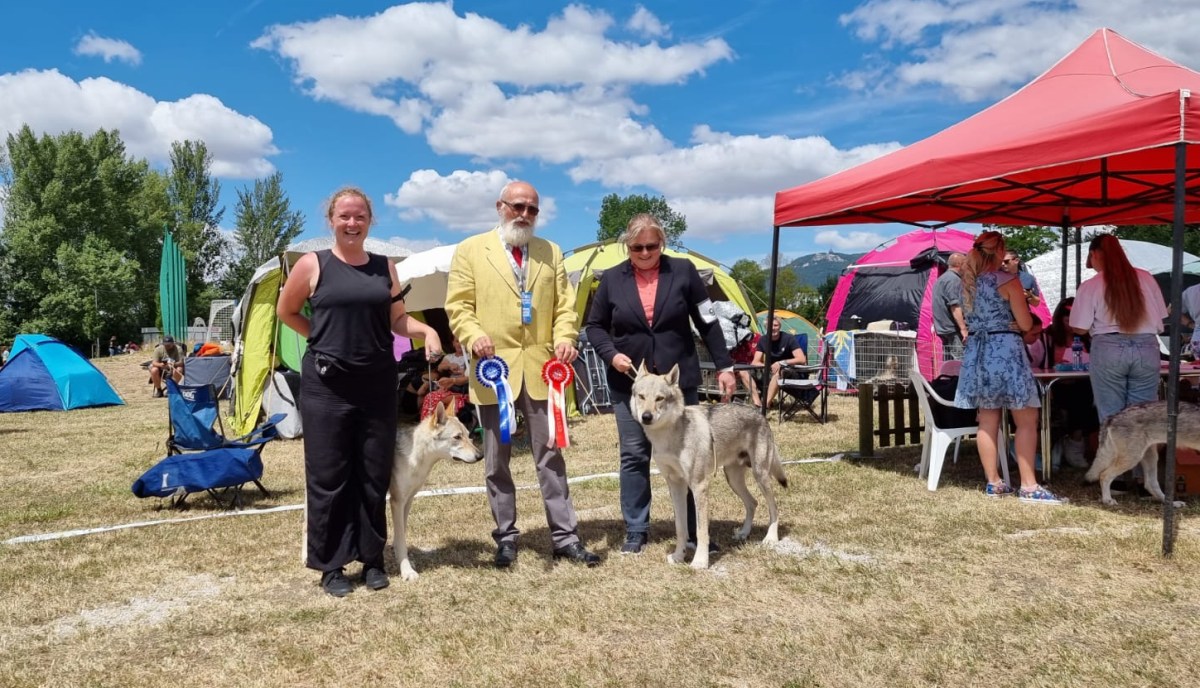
252,3,730,163
814,229,890,251
74,32,143,66
0,69,277,178
384,169,558,232
668,195,775,242
627,6,669,38
839,0,1200,100
571,125,899,197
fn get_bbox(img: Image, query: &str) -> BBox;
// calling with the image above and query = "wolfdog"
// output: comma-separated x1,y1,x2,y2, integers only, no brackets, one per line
389,402,483,581
630,363,788,569
1086,400,1200,507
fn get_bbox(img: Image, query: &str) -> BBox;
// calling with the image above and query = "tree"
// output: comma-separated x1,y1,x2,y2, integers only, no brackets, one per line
219,172,305,296
596,193,686,245
167,141,226,319
986,224,1060,260
1108,224,1200,256
0,126,166,351
729,258,802,312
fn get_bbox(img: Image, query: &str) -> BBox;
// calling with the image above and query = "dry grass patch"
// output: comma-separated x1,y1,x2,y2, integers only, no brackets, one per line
2,357,1200,686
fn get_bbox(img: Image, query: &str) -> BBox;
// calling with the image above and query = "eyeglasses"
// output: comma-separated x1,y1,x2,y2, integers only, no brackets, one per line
1001,259,1014,265
629,243,661,254
500,200,539,216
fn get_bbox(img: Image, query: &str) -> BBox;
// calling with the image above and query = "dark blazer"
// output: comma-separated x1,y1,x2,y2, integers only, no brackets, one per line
584,255,733,395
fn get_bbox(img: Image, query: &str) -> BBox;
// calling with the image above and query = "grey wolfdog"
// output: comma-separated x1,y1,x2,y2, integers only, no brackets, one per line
1086,400,1199,507
389,402,483,581
630,363,788,569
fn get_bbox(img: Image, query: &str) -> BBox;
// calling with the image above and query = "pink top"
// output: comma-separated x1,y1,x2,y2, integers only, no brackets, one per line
634,266,659,326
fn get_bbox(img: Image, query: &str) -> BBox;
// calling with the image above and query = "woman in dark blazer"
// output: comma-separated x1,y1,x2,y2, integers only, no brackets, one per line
585,214,736,554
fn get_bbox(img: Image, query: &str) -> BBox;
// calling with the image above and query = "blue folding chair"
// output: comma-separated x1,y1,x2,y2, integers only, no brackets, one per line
133,380,284,508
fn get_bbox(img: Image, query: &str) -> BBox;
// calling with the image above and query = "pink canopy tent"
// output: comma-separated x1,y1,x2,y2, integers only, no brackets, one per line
768,28,1200,551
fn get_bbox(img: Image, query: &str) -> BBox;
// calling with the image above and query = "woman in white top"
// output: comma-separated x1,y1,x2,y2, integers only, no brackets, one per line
1068,234,1168,422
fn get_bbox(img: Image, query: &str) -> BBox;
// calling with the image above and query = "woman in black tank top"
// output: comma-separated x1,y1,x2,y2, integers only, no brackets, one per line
277,187,442,597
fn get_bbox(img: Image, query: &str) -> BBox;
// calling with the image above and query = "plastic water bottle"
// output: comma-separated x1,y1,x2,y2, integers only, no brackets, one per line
1071,336,1084,371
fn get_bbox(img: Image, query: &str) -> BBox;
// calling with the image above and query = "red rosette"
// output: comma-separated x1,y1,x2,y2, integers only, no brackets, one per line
542,359,575,387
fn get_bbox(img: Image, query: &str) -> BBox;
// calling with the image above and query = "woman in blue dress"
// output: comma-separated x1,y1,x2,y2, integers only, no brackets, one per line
954,231,1065,504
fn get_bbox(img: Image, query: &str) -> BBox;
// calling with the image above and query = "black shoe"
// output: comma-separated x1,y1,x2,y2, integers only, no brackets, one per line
320,568,353,597
620,532,648,555
552,542,601,567
362,564,389,591
685,540,720,554
494,542,517,569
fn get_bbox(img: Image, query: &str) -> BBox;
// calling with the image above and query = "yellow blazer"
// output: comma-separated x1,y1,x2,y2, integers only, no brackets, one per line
445,230,579,404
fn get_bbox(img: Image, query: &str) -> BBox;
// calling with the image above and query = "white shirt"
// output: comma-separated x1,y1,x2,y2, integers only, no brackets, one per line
1069,268,1167,335
1182,284,1200,323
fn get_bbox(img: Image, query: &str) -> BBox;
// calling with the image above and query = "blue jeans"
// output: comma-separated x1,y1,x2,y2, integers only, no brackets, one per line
1088,333,1160,422
611,386,699,538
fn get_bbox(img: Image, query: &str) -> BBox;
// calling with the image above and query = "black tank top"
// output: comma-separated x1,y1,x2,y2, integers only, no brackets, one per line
308,250,393,369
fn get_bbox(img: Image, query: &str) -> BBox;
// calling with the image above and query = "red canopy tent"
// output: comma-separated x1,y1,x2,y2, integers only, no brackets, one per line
768,29,1200,552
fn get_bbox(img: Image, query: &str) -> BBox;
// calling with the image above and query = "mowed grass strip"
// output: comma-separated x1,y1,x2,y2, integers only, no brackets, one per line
1,355,1199,687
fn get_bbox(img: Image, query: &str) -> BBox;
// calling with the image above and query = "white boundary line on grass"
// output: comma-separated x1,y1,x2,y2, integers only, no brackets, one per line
2,455,843,546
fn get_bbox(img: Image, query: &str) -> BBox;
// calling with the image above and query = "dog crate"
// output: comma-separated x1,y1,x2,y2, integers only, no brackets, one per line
852,331,917,384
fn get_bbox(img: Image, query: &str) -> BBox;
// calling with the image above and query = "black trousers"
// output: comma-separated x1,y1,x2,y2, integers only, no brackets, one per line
300,353,398,572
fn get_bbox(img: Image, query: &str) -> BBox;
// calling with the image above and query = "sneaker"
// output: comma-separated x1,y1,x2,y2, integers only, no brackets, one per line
362,564,389,591
984,482,1016,498
1018,485,1068,505
1062,437,1089,468
320,568,353,597
152,387,164,398
620,532,648,555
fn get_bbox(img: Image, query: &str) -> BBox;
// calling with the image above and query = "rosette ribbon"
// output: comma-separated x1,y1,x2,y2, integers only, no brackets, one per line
476,357,516,444
542,360,574,448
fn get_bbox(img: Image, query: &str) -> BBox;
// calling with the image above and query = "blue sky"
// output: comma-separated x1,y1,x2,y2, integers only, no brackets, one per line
3,1,1200,268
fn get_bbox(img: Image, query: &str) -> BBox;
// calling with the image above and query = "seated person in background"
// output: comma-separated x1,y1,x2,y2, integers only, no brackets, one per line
1045,297,1097,467
752,317,808,409
149,336,185,398
108,336,122,357
732,332,761,407
435,337,470,394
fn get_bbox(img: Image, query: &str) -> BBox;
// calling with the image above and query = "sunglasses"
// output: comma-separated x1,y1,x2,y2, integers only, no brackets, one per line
629,243,661,254
500,199,539,216
1002,259,1014,264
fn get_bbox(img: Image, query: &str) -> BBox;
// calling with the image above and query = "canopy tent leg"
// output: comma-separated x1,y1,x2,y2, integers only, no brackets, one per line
1163,140,1188,557
762,226,781,417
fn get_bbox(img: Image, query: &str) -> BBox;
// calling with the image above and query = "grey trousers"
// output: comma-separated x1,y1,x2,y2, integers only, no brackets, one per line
479,388,581,549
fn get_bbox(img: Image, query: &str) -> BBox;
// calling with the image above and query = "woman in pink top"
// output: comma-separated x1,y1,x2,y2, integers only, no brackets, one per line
1068,234,1168,421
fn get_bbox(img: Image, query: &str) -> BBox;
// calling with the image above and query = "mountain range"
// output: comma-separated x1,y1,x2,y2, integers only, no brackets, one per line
782,251,862,288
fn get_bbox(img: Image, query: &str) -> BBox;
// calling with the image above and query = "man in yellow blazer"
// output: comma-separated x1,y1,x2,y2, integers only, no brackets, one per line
446,180,600,569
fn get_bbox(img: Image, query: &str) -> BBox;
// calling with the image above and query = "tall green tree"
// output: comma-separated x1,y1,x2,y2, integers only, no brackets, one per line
167,140,226,319
985,224,1061,260
1108,224,1200,256
596,193,686,246
219,171,305,296
729,258,802,312
0,126,167,351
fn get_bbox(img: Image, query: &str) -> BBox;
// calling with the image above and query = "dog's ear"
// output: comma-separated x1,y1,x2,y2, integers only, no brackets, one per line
664,364,680,386
432,401,447,426
636,360,649,378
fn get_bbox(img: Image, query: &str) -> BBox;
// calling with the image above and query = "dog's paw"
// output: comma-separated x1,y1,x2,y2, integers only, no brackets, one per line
399,564,420,582
1100,496,1118,506
690,557,710,570
731,528,751,542
667,552,687,565
1172,500,1187,509
761,532,780,544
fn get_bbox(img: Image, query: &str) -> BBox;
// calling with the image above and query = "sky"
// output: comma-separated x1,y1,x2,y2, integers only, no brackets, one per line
4,0,1200,268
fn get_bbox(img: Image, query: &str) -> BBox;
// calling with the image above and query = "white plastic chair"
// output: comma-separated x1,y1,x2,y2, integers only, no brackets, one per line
910,362,1010,491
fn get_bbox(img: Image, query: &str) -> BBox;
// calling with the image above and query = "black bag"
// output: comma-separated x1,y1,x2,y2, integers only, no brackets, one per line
927,375,977,429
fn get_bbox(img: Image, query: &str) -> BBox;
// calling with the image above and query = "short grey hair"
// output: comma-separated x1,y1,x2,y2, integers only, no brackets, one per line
619,213,667,249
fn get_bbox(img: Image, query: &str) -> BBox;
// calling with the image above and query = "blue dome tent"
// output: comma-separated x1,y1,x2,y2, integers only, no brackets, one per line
0,334,124,412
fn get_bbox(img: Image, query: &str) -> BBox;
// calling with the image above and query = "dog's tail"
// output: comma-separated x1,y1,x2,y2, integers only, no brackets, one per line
769,441,788,488
1084,419,1113,483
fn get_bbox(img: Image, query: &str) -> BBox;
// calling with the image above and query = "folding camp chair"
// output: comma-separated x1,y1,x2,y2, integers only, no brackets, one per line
776,349,830,424
133,379,283,508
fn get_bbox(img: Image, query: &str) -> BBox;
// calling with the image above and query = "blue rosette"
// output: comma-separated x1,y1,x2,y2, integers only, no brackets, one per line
476,356,516,443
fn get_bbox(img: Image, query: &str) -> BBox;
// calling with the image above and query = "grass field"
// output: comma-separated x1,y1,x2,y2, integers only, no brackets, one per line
2,354,1199,687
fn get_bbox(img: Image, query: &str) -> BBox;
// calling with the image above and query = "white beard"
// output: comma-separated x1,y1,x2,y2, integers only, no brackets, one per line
498,217,534,247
